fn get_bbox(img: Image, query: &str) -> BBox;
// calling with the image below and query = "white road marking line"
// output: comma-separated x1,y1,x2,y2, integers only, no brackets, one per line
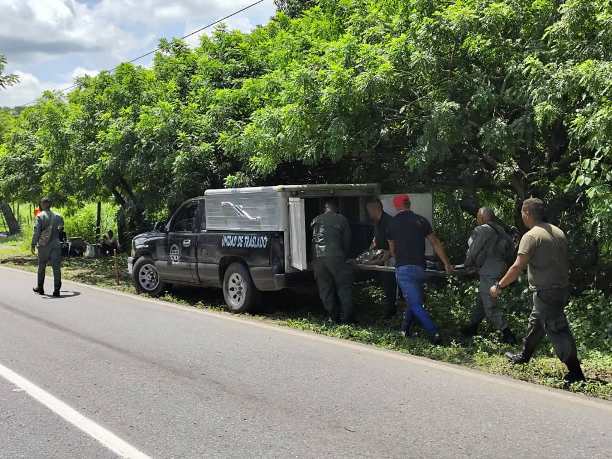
0,362,150,459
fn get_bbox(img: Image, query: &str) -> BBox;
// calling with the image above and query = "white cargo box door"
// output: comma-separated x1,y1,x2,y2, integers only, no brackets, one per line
380,193,434,256
288,197,308,270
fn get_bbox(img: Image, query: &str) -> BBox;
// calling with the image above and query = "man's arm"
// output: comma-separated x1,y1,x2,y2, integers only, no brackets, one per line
490,254,529,298
31,217,42,254
427,233,454,273
370,237,377,250
388,240,396,259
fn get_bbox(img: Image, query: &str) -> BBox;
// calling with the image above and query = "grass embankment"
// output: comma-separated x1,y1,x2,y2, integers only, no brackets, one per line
1,237,610,401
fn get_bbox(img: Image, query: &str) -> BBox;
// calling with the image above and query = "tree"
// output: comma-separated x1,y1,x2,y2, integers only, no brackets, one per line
0,1,609,282
274,0,317,18
0,54,21,234
0,54,18,89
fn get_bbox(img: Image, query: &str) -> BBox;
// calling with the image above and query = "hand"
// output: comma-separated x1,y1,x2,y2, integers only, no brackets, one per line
31,247,36,255
444,263,454,274
490,285,501,298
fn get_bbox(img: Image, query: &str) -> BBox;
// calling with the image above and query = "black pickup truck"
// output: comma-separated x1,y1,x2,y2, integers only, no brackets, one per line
129,184,443,312
128,197,290,312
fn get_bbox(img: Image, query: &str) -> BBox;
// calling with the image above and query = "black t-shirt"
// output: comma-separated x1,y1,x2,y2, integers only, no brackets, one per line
374,212,393,250
388,211,433,267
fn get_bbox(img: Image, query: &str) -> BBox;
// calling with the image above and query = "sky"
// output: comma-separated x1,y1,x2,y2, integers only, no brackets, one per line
0,0,277,107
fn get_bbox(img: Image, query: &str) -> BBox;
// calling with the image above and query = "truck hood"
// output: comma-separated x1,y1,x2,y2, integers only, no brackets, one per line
133,231,165,246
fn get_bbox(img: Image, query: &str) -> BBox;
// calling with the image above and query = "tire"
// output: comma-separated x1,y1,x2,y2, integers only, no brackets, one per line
133,257,166,297
222,262,260,313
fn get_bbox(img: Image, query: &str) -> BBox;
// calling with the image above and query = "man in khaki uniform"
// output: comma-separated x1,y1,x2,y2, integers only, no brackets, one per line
31,197,64,297
490,198,585,384
311,200,353,324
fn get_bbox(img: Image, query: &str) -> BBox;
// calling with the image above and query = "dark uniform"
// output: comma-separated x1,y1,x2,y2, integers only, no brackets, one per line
517,223,579,366
32,210,64,294
464,222,510,333
311,211,353,323
373,212,397,317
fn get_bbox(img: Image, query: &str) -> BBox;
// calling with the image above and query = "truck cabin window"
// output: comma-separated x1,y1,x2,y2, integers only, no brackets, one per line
171,202,197,233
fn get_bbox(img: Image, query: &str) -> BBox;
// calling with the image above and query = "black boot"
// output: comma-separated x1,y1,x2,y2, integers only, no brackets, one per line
33,286,45,295
505,351,530,364
52,290,61,298
563,356,586,384
461,323,479,338
501,328,518,345
400,317,413,338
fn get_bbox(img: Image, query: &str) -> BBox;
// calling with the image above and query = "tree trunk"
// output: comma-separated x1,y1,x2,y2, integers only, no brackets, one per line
0,201,20,235
95,201,102,240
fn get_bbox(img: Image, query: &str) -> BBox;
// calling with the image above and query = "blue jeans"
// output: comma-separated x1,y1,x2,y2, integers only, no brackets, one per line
395,265,438,335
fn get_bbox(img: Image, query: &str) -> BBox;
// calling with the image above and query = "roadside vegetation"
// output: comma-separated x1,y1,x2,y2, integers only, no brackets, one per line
2,235,610,400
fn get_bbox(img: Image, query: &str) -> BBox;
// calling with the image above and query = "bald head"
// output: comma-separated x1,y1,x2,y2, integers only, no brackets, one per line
477,207,495,225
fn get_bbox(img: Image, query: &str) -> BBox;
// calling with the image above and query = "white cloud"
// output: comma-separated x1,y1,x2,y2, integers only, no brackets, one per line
0,0,277,106
71,67,99,79
0,0,142,65
0,71,64,107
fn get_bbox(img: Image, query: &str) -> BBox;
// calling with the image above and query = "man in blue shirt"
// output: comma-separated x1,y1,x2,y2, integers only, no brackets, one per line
388,195,453,344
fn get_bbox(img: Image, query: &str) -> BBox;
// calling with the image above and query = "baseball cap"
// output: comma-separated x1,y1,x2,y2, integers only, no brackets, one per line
393,194,411,210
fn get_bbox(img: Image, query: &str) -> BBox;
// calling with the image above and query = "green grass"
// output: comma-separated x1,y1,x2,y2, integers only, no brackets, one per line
2,235,610,400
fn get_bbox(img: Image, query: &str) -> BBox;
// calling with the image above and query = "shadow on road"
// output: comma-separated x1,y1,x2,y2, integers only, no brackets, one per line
42,290,81,300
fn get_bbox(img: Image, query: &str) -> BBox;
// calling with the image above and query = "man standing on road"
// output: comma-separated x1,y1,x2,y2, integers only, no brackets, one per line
490,198,585,384
31,197,64,297
388,195,453,344
462,207,517,344
366,198,397,318
311,200,353,324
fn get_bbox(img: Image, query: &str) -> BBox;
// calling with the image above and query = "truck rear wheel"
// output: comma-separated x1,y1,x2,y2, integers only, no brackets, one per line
133,257,166,297
223,263,260,313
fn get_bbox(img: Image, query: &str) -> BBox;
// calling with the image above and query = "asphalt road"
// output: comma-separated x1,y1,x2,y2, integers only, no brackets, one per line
0,267,610,459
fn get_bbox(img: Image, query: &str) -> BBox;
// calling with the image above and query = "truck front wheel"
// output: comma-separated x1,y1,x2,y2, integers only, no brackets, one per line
223,263,260,313
133,257,167,297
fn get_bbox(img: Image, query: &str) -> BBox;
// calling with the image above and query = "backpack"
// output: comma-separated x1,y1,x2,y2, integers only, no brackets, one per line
488,223,516,265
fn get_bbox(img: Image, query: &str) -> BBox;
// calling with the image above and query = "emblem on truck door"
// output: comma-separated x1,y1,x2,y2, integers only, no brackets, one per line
169,244,181,263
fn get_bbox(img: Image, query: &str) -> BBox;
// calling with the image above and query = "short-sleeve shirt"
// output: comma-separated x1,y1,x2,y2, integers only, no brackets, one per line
388,211,432,267
373,212,393,250
517,223,569,290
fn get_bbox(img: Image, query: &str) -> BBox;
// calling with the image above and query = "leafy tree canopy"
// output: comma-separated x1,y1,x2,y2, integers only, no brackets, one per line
0,0,610,270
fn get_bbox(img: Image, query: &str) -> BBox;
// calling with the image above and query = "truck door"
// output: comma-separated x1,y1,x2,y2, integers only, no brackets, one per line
159,200,199,283
288,197,308,270
195,198,221,287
